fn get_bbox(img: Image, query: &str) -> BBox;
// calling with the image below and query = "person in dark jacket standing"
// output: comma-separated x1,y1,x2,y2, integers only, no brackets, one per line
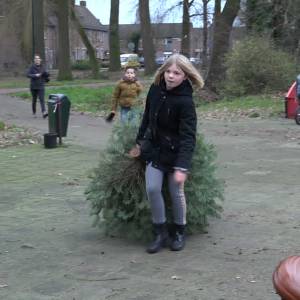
129,54,204,253
27,54,49,118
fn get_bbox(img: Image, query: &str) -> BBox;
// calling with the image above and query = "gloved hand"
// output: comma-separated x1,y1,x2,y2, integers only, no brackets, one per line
105,111,115,122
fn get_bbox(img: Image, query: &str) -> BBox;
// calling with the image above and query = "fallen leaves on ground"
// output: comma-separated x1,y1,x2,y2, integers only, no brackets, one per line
0,124,41,148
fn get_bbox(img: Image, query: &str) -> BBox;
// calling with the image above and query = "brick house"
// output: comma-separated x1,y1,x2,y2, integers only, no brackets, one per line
0,0,243,73
44,0,109,69
70,1,108,61
112,23,203,59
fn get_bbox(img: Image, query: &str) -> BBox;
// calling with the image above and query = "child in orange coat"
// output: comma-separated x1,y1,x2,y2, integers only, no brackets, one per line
107,66,142,123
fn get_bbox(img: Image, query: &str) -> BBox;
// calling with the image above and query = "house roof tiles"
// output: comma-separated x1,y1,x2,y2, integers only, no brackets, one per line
74,5,107,32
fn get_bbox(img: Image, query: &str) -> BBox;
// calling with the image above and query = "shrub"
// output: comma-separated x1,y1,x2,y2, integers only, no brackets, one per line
222,36,297,96
72,60,91,70
122,61,140,70
85,121,224,241
0,120,5,130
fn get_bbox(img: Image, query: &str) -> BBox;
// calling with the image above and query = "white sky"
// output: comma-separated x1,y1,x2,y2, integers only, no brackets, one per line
75,0,185,25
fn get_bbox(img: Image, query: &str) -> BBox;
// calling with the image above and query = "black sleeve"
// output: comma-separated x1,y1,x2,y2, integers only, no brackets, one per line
136,85,153,143
175,97,197,170
27,66,35,79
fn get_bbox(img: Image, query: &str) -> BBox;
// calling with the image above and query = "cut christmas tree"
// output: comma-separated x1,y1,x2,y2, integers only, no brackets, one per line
86,121,224,241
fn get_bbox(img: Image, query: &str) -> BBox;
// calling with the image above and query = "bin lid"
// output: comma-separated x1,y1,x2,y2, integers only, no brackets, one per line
49,94,69,103
286,82,296,98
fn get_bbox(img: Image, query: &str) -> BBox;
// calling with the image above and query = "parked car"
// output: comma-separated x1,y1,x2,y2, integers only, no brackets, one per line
155,57,165,66
189,57,201,65
139,56,145,67
120,53,140,69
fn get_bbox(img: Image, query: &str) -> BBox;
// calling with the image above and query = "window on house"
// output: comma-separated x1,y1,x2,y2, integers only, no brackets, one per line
165,38,173,51
95,47,99,58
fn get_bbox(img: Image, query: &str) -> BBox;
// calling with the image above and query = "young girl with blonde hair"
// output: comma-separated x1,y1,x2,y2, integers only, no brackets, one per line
130,54,204,253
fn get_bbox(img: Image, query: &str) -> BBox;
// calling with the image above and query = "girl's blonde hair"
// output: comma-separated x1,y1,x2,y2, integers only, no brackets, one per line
153,54,204,88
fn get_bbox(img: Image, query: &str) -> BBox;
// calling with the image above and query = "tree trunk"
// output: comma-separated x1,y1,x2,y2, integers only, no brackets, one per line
271,0,288,47
181,0,190,57
32,0,45,60
201,0,209,70
22,0,33,64
139,0,156,75
0,0,32,71
56,0,72,80
109,0,121,71
245,0,255,32
205,0,240,92
70,6,100,78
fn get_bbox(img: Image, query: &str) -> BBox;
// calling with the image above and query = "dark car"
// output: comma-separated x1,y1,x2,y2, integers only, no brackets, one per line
139,56,145,67
189,57,201,66
155,57,165,66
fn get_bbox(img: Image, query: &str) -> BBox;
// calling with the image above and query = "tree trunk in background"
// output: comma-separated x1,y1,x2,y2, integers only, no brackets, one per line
292,2,300,63
201,0,209,70
56,0,72,80
22,0,34,64
181,0,190,57
70,6,100,78
32,0,45,60
271,0,287,47
205,0,240,92
139,0,156,75
129,32,141,54
0,0,32,72
109,0,121,71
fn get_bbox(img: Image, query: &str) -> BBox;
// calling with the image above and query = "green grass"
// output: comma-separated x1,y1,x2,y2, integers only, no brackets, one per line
0,78,108,89
12,82,285,117
47,78,107,87
0,78,29,89
196,94,284,115
14,86,115,113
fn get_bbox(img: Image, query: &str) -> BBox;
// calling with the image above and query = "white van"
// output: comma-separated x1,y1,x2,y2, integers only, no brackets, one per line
120,54,139,68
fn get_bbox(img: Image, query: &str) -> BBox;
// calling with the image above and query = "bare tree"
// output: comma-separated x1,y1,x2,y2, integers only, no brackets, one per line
155,0,212,62
181,0,192,57
56,0,72,80
0,0,32,72
22,0,33,64
271,0,288,46
109,0,121,71
70,5,100,78
201,0,210,70
139,0,156,75
205,0,240,92
32,0,45,60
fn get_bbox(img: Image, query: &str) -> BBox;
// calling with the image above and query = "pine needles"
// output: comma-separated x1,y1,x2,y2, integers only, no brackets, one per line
86,121,224,241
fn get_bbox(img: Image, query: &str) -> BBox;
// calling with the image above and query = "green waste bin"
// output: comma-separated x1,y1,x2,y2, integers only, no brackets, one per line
48,94,71,138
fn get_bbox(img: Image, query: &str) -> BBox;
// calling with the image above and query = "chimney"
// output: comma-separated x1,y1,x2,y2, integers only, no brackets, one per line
80,1,86,6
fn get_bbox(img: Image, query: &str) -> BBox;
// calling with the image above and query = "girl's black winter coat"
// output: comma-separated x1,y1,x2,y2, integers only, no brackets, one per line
137,79,197,172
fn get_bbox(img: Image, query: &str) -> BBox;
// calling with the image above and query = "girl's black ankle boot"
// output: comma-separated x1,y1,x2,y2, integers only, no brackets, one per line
146,223,169,254
170,224,185,251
